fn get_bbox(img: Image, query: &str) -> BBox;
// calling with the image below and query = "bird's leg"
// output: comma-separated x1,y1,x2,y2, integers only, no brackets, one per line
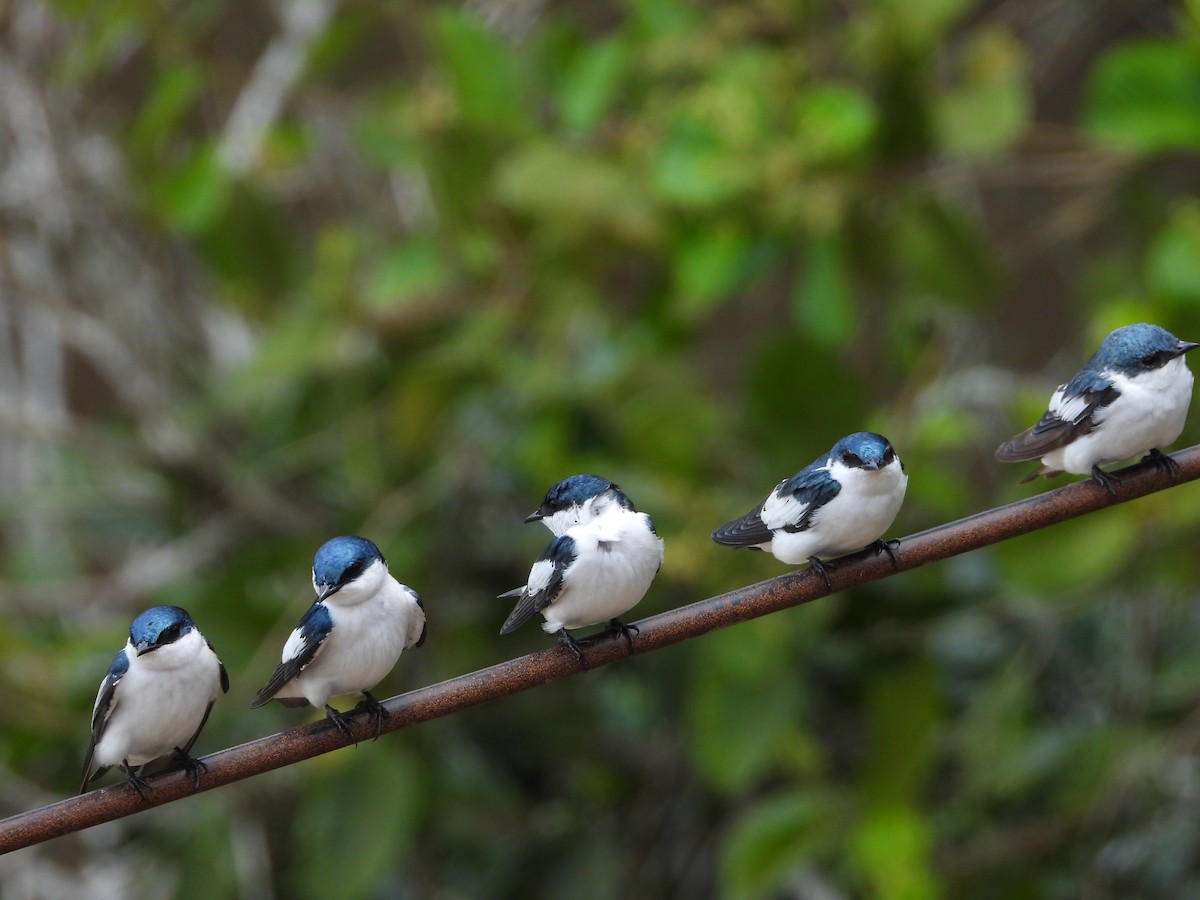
872,538,901,570
122,760,152,802
607,618,639,653
1144,447,1181,482
807,556,834,591
356,690,390,741
171,747,208,791
324,704,354,738
558,629,589,669
1090,465,1121,498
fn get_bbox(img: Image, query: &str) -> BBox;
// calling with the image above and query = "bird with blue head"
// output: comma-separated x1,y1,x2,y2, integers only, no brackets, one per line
712,432,908,589
252,535,426,740
996,323,1199,495
501,475,663,667
81,605,229,801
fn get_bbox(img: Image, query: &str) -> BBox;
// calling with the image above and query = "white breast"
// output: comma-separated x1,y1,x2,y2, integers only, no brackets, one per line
91,630,224,769
1045,358,1194,474
279,577,424,709
539,511,664,633
766,459,907,565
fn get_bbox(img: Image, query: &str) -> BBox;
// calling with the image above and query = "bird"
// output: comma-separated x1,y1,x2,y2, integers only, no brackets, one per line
500,475,664,666
251,535,426,739
711,432,908,589
995,322,1199,495
81,605,229,801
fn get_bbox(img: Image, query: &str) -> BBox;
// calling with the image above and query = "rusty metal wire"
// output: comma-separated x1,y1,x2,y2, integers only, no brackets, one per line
3,445,1200,854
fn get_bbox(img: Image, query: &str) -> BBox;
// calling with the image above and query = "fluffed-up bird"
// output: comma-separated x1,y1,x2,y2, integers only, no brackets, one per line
500,475,663,666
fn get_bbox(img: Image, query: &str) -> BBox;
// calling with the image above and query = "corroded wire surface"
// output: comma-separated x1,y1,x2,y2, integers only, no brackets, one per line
3,446,1199,853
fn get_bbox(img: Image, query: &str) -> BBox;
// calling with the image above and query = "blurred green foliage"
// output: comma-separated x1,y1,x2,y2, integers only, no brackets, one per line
2,0,1200,896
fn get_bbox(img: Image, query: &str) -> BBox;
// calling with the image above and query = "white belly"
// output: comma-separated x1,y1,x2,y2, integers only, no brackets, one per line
94,657,221,768
1046,360,1193,474
767,466,907,565
279,592,417,709
541,516,664,633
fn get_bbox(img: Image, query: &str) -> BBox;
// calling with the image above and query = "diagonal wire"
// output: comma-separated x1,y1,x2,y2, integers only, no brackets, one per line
3,446,1200,854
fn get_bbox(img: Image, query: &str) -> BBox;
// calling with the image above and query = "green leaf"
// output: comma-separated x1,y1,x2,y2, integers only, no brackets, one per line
291,750,427,900
365,236,451,311
1085,40,1200,153
128,64,206,155
150,145,231,233
794,85,878,163
934,27,1030,157
850,808,941,900
494,141,659,242
1148,201,1200,306
792,236,856,347
431,9,531,133
994,511,1136,593
673,225,753,318
860,661,943,807
652,118,745,207
558,38,628,133
720,791,831,899
685,620,811,793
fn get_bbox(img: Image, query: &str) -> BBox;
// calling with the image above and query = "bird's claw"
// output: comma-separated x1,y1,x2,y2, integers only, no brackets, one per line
606,618,639,653
559,630,589,670
356,691,390,741
872,538,901,570
1144,448,1180,482
807,556,834,591
1090,465,1121,498
122,761,152,802
324,704,354,738
171,747,208,791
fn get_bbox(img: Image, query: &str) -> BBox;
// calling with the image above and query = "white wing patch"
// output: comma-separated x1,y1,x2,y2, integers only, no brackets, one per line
526,558,557,596
281,627,313,667
1049,382,1094,424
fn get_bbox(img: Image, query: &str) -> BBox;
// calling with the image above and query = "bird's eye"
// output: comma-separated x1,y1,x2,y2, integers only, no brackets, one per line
842,451,858,465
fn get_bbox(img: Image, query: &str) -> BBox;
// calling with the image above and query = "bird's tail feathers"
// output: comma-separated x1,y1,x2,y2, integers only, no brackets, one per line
500,592,538,635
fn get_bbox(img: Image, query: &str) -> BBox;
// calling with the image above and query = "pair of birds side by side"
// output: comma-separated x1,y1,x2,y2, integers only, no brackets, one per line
81,536,426,798
79,322,1198,799
712,322,1200,577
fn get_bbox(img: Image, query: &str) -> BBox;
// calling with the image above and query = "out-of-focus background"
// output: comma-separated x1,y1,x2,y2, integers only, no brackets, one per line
1,0,1199,896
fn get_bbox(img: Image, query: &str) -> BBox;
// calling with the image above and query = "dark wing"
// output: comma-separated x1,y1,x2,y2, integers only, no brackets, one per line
80,649,130,792
409,590,427,649
711,500,774,547
996,371,1119,463
499,535,576,635
713,464,841,547
205,635,231,694
250,602,334,708
180,640,230,756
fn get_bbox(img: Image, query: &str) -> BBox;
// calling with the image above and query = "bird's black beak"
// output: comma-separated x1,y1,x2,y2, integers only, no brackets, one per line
524,509,545,524
135,640,155,656
1178,340,1200,356
316,583,340,602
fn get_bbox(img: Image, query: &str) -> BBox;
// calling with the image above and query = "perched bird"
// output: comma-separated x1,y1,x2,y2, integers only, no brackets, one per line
81,606,229,800
500,475,664,665
711,432,908,588
251,536,426,739
996,323,1199,494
